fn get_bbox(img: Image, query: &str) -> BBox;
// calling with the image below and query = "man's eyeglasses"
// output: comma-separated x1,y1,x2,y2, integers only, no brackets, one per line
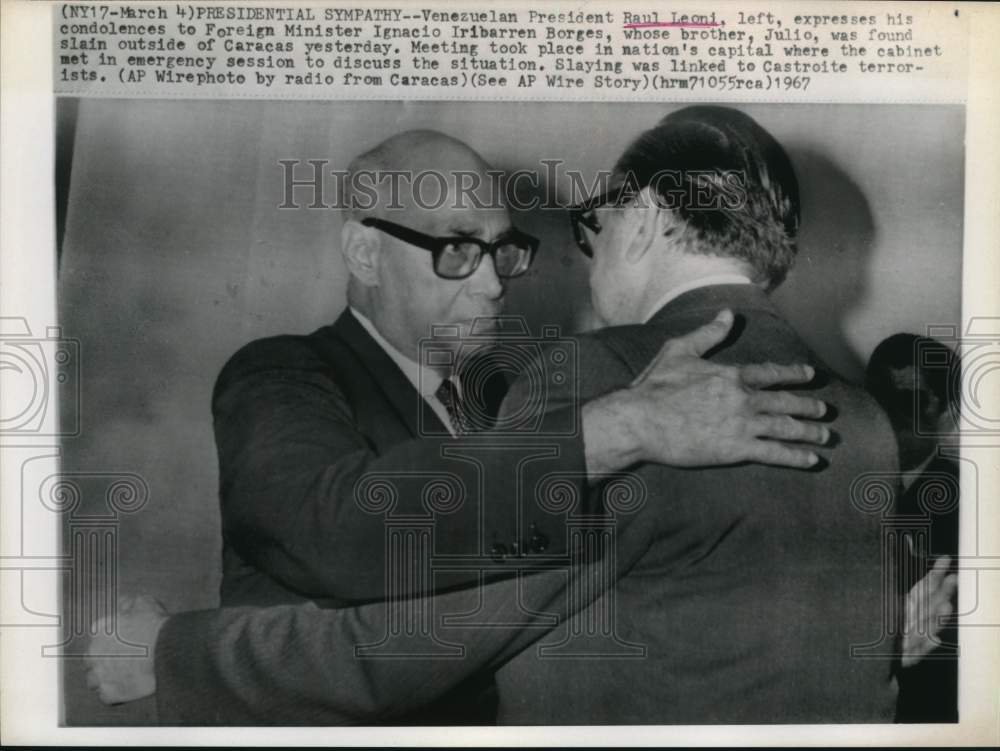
568,184,637,258
361,217,539,280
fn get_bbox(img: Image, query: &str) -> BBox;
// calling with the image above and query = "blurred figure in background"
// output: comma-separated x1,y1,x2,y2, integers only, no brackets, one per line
866,332,961,722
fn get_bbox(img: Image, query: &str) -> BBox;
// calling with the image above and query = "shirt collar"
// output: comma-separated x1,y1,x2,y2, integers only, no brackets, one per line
349,307,446,399
642,274,756,324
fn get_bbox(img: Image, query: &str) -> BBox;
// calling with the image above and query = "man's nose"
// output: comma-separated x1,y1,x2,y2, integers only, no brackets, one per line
467,253,504,299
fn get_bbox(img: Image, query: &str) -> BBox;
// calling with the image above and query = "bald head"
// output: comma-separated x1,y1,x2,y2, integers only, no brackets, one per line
339,129,514,362
345,129,497,221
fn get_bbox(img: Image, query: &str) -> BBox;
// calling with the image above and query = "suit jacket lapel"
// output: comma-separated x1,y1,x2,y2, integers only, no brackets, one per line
327,310,450,438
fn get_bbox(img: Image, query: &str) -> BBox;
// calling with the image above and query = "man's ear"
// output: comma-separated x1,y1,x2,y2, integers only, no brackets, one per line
341,218,381,287
623,186,667,264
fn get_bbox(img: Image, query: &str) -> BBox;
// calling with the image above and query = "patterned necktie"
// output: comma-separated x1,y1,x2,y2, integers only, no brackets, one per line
435,377,470,435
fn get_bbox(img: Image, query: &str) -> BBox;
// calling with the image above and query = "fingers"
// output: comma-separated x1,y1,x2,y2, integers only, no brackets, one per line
928,557,958,606
901,559,960,666
930,554,953,579
750,415,830,446
633,310,735,385
649,310,735,368
85,664,116,705
936,597,955,620
923,556,956,597
742,440,819,469
941,572,959,601
675,309,734,358
750,389,827,419
741,362,816,388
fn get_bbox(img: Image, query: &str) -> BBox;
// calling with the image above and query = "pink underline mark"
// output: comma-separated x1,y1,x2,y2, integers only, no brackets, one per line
622,21,721,29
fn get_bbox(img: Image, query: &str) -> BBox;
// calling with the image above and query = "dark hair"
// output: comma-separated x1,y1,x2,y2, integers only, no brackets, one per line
613,105,800,288
865,333,960,430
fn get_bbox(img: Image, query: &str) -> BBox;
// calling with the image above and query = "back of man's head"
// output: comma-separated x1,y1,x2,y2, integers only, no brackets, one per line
865,333,960,468
614,105,800,289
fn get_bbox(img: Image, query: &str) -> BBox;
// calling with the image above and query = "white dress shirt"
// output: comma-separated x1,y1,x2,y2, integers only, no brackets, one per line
349,307,461,435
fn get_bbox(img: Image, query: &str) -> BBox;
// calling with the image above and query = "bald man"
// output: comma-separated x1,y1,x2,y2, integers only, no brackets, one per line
87,130,833,723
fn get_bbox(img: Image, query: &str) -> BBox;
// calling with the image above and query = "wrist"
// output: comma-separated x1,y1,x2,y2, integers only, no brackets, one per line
582,389,645,477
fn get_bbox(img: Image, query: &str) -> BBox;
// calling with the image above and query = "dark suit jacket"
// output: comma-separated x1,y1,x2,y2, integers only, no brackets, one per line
214,309,590,606
155,309,602,724
495,284,901,724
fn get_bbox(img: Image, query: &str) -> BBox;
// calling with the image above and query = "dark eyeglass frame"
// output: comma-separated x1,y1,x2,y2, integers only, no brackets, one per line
567,184,638,258
361,217,539,280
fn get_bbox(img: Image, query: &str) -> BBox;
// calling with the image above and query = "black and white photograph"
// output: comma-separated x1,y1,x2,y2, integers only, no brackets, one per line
2,0,998,745
53,99,964,726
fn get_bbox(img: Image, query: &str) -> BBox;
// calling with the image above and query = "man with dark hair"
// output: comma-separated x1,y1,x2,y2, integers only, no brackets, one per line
600,104,801,289
866,333,961,478
866,333,961,722
493,105,900,723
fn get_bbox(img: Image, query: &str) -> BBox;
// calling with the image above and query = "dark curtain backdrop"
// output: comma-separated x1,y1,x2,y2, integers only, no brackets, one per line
56,100,963,724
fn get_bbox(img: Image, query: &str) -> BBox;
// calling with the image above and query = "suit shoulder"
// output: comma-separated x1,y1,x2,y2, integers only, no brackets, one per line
500,330,631,416
586,322,652,360
584,323,664,378
832,373,893,426
568,328,641,399
214,327,341,400
817,367,898,466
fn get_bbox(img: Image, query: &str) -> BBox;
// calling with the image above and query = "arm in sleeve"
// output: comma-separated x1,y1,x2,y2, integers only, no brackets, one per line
155,511,655,725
